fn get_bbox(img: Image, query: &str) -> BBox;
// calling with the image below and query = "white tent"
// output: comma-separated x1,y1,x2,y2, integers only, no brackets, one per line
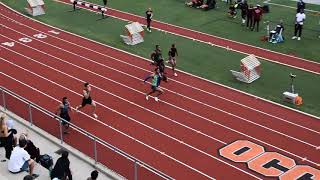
120,22,144,45
26,0,45,16
230,54,261,83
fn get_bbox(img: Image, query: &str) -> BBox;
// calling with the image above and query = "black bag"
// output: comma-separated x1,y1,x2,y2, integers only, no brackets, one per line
39,154,53,170
25,140,40,162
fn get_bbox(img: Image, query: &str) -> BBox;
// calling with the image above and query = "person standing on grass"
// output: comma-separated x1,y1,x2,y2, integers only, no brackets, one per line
145,8,153,32
144,68,166,102
75,82,98,119
252,4,262,32
240,0,248,26
55,97,73,134
167,44,179,77
102,0,107,7
246,4,254,29
292,9,306,41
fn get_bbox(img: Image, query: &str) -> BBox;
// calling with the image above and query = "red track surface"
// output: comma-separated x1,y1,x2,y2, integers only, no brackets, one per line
0,3,319,180
59,0,320,75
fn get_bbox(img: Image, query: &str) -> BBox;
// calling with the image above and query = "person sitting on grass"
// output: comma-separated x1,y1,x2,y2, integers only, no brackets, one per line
269,20,285,43
199,0,216,10
186,0,204,8
8,134,39,178
228,2,238,18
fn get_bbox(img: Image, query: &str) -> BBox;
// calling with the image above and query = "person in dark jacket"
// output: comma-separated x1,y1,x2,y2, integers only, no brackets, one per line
246,4,254,29
50,151,72,180
251,4,263,31
240,0,248,25
296,0,305,13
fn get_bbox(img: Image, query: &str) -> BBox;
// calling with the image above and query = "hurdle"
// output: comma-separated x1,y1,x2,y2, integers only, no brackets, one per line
70,0,107,18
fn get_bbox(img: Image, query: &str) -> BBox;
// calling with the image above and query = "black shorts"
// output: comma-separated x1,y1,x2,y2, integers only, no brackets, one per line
81,97,92,107
151,86,157,91
60,113,71,125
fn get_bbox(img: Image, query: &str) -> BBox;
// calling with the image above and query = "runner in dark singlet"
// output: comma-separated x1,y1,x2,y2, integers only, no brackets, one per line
167,44,179,77
75,83,98,119
56,97,72,134
150,45,163,66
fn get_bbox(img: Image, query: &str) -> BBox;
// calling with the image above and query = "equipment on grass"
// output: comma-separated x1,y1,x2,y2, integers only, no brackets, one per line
120,22,144,45
70,0,107,18
230,54,261,83
282,73,302,105
25,0,45,16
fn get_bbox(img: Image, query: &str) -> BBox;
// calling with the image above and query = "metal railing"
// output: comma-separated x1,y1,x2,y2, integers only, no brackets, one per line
0,86,173,180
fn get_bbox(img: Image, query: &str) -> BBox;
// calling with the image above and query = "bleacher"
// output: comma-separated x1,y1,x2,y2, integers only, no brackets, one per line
0,108,123,180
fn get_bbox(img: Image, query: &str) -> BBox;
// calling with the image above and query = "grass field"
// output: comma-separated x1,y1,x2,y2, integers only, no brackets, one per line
1,0,320,117
92,0,320,62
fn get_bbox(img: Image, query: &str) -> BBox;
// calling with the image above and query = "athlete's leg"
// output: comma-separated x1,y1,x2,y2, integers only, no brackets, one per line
91,101,98,118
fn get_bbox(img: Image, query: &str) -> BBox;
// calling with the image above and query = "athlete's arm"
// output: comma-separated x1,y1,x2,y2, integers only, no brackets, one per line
144,74,154,83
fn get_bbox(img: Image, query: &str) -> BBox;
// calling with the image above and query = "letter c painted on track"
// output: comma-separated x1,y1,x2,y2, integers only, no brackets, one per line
219,140,265,163
248,152,296,177
279,165,320,180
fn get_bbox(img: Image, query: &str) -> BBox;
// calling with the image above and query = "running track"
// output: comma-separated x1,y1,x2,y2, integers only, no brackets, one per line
0,3,319,179
58,0,320,75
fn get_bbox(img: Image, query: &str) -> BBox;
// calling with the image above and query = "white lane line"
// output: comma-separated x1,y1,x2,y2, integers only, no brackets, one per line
0,69,219,180
0,26,318,150
0,36,318,167
0,57,260,180
1,13,318,136
1,4,319,123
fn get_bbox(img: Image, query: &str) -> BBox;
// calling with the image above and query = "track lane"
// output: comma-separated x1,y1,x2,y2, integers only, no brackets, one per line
1,27,318,167
0,9,320,132
0,21,319,165
0,44,261,179
0,10,318,135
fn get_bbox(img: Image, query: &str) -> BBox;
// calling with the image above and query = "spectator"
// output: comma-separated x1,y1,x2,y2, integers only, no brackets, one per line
23,175,34,180
269,20,285,43
239,0,248,25
228,2,237,18
186,0,204,8
252,4,263,32
145,8,153,32
87,170,99,180
102,0,107,7
8,134,38,178
246,4,254,29
292,9,306,41
50,151,72,180
318,19,320,38
21,132,40,162
0,113,17,159
199,0,216,10
296,0,305,13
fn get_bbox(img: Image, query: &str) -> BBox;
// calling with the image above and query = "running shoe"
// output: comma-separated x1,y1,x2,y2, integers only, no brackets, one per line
93,113,98,119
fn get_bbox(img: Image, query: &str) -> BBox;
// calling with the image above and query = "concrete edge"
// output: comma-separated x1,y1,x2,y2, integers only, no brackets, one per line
0,106,126,180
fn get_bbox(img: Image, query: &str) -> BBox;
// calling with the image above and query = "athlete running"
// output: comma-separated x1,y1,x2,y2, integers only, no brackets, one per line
167,44,179,76
55,97,72,134
144,68,165,102
75,82,98,119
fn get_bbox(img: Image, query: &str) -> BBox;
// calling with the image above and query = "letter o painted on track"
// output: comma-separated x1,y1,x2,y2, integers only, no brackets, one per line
219,140,265,163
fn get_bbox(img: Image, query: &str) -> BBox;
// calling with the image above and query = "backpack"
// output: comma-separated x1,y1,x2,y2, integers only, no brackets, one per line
39,154,54,170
